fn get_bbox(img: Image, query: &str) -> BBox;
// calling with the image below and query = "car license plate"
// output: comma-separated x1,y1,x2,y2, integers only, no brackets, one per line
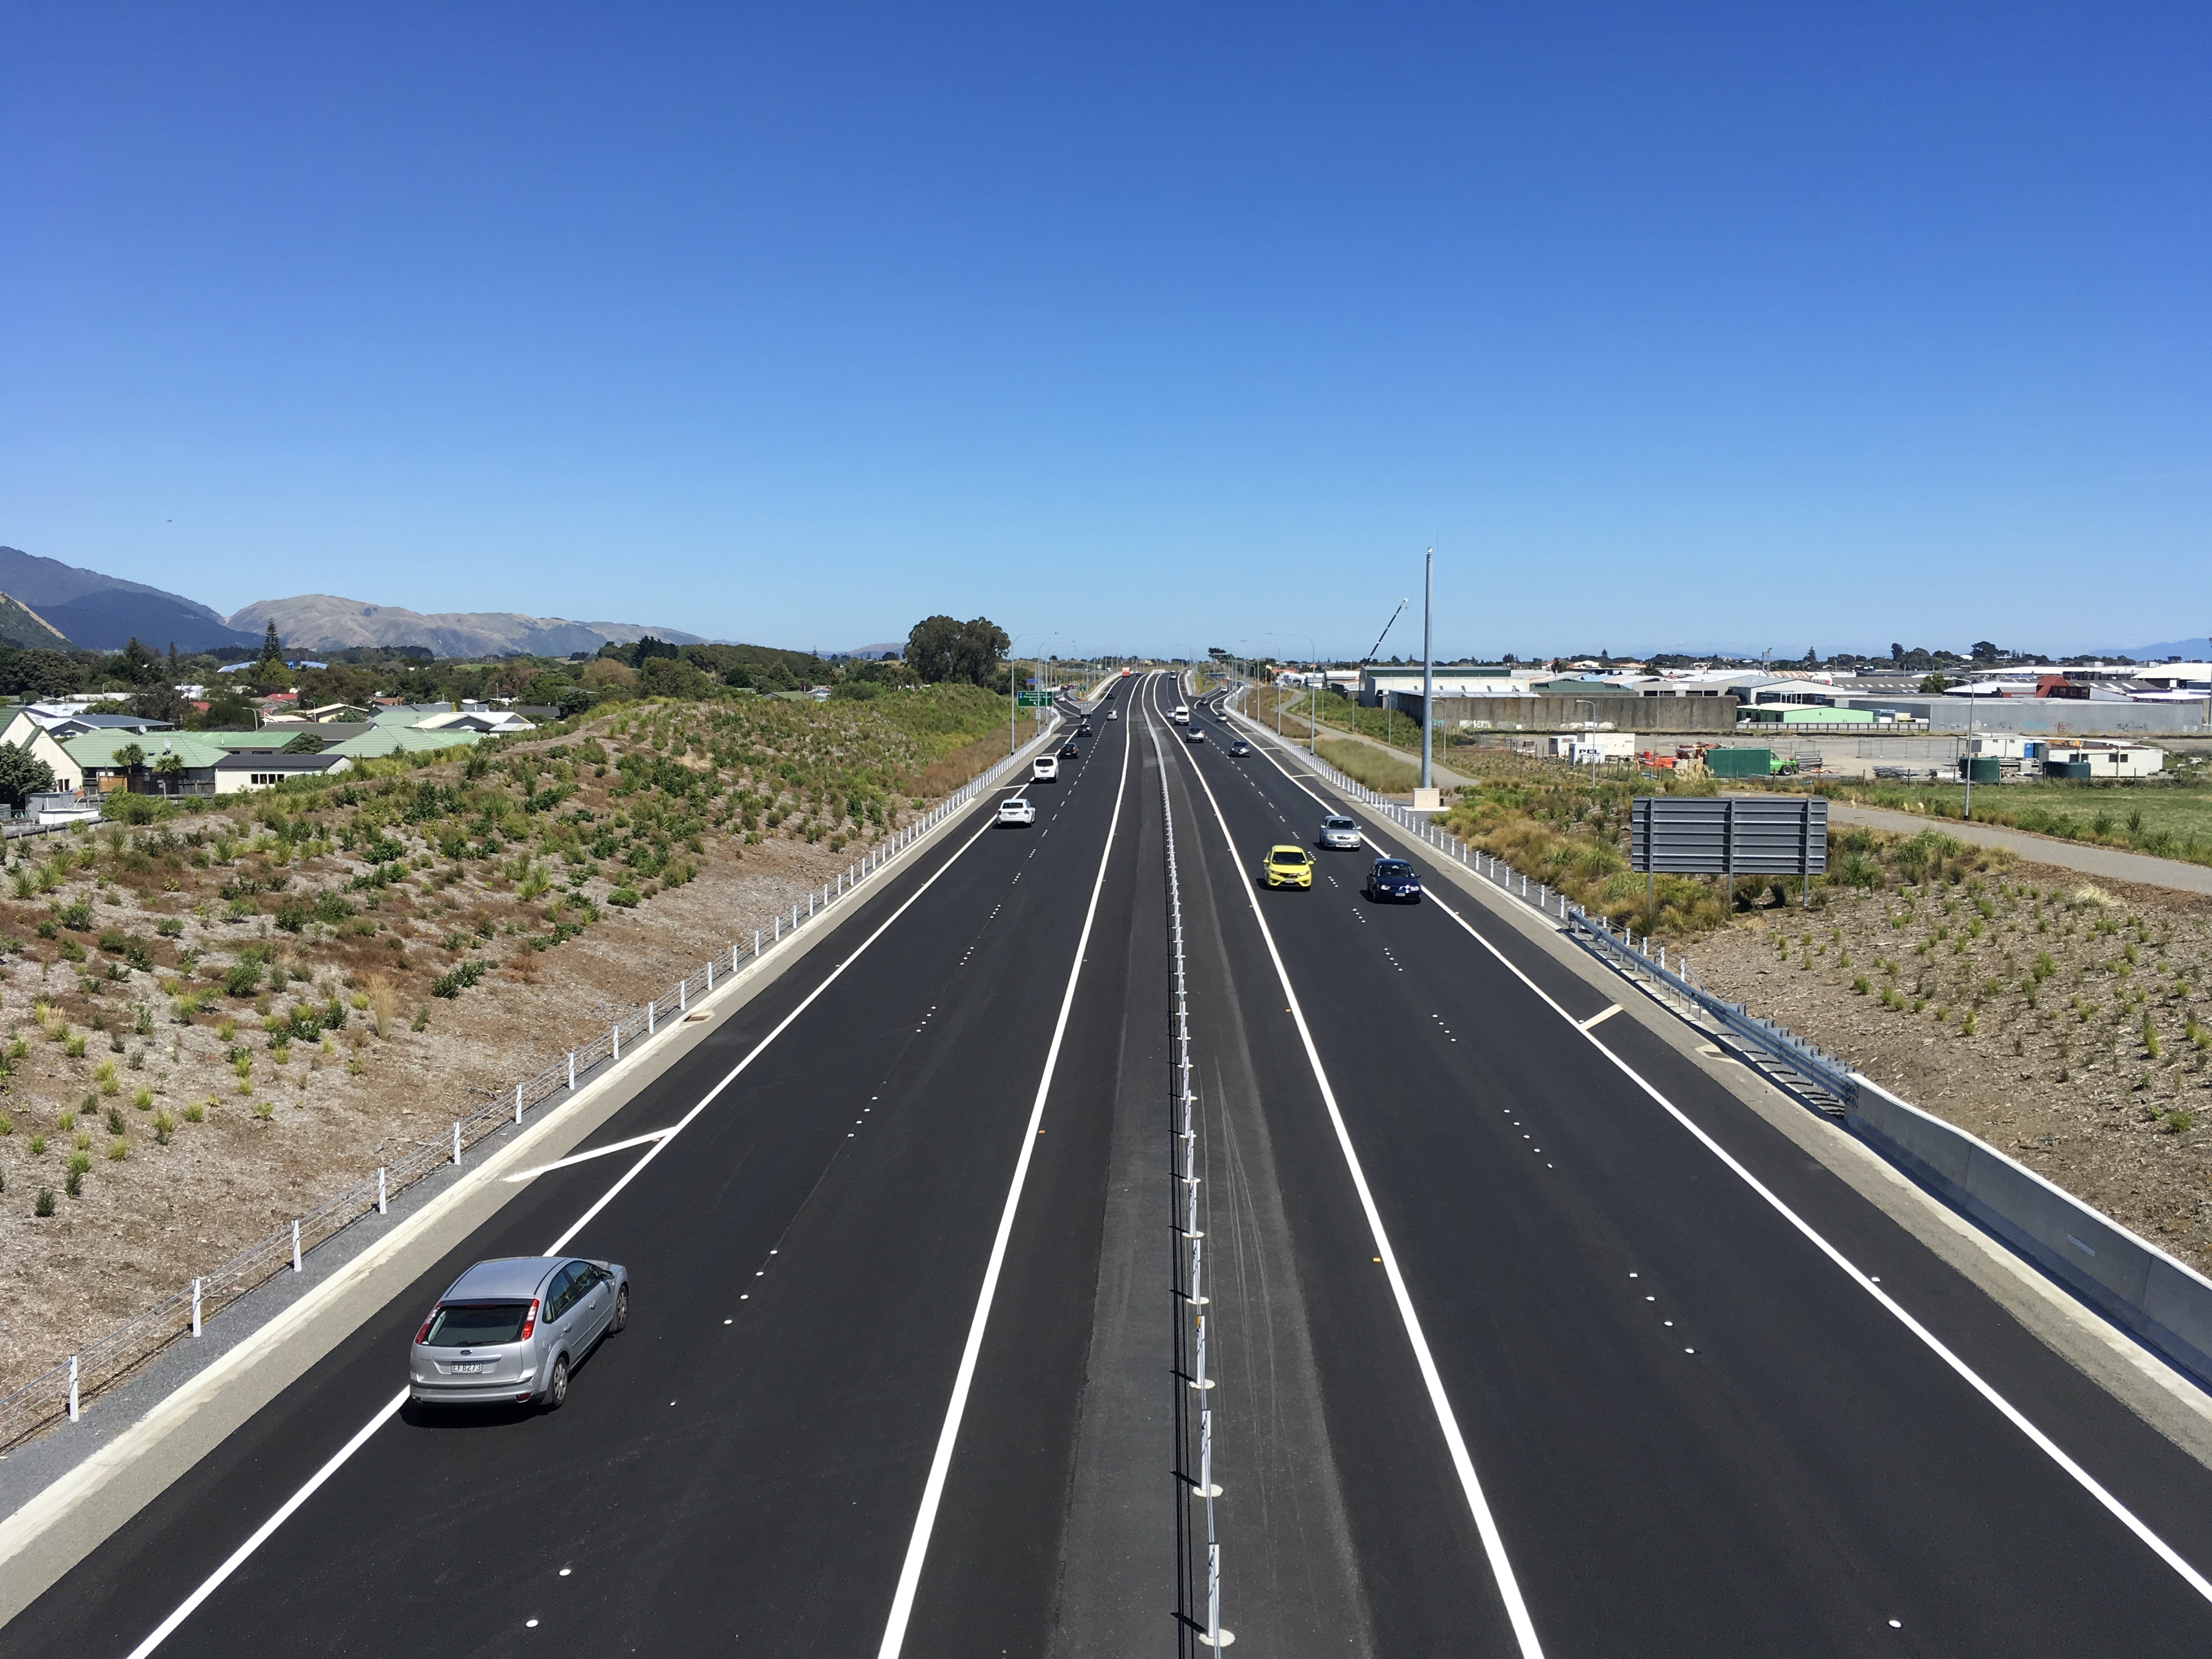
448,1363,485,1374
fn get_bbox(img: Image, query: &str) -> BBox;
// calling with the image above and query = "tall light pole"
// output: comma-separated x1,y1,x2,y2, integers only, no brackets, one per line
1269,633,1320,753
1420,548,1435,791
1008,630,1056,754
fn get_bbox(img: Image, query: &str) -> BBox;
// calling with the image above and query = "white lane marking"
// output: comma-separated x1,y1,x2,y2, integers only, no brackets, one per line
1231,685,2212,1594
503,1129,674,1182
1577,1005,1623,1032
124,1392,409,1659
126,774,1037,1657
876,674,1137,1659
1412,883,2212,1610
1158,681,1547,1658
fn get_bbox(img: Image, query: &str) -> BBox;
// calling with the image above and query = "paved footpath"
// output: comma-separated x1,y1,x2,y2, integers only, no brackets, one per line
1825,800,2212,896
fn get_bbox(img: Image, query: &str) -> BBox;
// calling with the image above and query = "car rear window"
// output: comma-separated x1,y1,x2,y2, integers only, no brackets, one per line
1326,817,1354,828
1376,860,1413,876
1274,849,1309,864
423,1302,532,1346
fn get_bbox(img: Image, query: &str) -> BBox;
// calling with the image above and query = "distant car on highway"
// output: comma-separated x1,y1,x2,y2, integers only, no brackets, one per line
1227,740,1249,757
1032,755,1059,782
1186,727,1206,744
410,1255,628,1410
1318,815,1362,850
998,798,1037,826
1364,857,1423,903
1171,705,1190,724
1059,741,1081,759
1261,845,1313,890
1108,710,1118,720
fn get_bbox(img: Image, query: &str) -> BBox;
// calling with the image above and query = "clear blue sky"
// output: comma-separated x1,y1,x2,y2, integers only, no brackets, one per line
4,3,2205,661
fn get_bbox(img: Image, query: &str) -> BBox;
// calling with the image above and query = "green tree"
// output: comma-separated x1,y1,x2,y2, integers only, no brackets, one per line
260,620,283,662
904,615,1008,687
129,684,191,725
281,732,325,754
0,741,56,808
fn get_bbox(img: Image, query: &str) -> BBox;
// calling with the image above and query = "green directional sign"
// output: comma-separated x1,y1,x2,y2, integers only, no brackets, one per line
1017,691,1053,707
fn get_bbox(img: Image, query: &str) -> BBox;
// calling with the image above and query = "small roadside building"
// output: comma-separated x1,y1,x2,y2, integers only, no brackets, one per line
212,751,355,794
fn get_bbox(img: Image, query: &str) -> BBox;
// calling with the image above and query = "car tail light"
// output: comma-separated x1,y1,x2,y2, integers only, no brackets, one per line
517,1298,540,1340
414,1308,438,1344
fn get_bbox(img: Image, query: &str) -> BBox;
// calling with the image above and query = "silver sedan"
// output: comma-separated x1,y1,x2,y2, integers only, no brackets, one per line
409,1255,629,1410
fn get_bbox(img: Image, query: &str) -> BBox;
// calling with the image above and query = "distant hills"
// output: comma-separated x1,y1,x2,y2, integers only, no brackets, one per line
227,595,705,659
0,548,709,660
0,591,76,652
0,546,258,652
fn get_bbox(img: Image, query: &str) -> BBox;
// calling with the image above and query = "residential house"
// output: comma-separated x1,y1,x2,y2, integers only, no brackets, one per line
327,727,481,760
212,752,354,794
410,709,537,735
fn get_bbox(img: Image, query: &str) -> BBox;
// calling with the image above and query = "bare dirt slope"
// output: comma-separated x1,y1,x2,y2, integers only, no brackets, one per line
0,695,1010,1400
1691,860,2212,1274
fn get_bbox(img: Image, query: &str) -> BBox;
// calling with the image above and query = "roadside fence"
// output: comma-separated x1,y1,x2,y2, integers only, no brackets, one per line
0,719,1060,1453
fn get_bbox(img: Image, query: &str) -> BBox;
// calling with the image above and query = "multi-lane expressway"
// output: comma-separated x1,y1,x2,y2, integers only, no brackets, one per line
8,672,2212,1657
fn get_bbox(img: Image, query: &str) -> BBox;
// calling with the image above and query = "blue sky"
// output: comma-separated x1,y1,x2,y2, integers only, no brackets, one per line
4,3,2205,660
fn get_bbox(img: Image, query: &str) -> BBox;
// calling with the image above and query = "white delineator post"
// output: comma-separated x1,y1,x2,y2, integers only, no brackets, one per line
191,1277,202,1337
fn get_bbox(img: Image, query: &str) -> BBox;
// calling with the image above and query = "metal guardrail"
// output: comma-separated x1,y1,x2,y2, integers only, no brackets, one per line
0,719,1060,1453
1220,688,1859,1110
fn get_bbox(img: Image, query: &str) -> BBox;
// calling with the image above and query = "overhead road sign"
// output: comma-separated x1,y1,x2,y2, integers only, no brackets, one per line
1017,691,1053,708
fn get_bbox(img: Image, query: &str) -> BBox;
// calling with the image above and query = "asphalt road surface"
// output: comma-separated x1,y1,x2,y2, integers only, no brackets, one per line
9,673,2212,1658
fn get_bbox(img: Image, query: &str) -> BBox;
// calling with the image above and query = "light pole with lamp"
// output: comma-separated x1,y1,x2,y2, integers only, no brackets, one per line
1268,633,1321,754
1419,548,1435,793
1008,631,1056,755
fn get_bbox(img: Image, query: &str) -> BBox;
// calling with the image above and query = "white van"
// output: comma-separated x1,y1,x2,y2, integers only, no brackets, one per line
1032,755,1059,782
1171,705,1190,725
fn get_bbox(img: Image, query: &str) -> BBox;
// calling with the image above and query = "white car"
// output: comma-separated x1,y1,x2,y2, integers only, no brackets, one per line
1318,815,1362,850
1108,710,1118,721
1032,756,1059,782
997,798,1037,826
1171,706,1190,724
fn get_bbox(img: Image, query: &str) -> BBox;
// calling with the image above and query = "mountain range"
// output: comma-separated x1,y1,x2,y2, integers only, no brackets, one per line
0,546,258,652
227,596,704,659
0,547,704,659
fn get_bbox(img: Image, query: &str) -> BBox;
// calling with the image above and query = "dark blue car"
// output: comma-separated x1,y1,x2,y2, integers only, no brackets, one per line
1364,857,1423,903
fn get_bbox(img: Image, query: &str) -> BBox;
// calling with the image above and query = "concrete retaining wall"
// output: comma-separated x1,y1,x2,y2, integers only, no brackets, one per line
1847,1077,2212,1385
1846,696,2212,736
1420,693,1739,733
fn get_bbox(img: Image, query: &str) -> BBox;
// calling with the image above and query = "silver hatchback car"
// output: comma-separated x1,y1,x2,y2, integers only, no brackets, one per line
409,1255,629,1410
1318,815,1362,850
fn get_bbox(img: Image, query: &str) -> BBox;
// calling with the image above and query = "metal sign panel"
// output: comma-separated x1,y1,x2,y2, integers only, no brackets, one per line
1630,796,1827,876
1016,691,1053,707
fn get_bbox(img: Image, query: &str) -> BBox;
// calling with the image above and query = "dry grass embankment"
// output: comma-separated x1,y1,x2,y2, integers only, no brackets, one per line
0,684,1009,1400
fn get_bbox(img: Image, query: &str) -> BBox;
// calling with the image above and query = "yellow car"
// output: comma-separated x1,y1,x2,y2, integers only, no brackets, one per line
1262,844,1314,890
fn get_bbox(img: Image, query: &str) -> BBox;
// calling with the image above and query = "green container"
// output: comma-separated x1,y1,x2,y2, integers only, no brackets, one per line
1968,757,2001,783
1708,747,1776,778
2047,759,2091,780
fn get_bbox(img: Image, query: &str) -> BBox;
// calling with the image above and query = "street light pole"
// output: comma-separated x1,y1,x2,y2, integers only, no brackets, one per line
1008,631,1055,755
1420,548,1434,791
